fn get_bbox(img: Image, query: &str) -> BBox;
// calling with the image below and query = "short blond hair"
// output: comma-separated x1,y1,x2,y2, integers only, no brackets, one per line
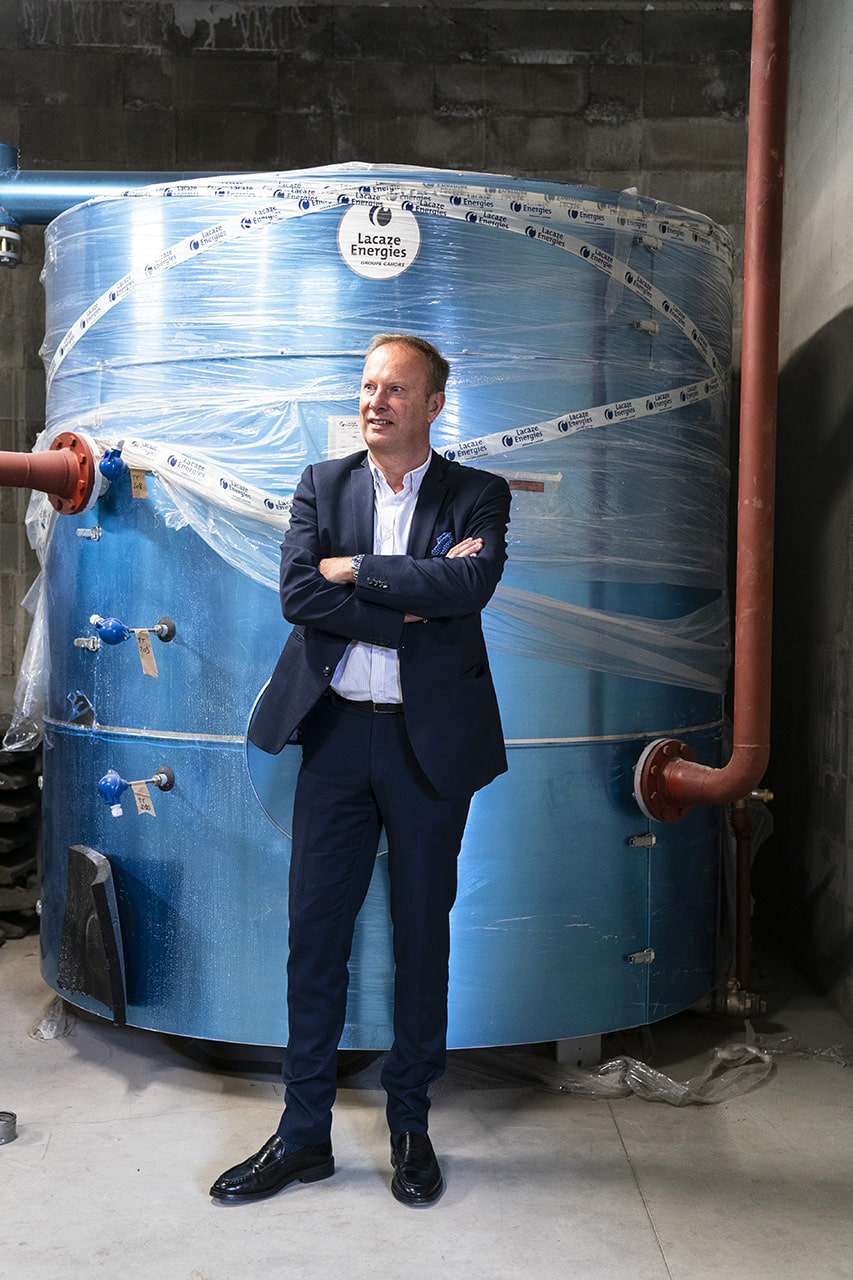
365,334,449,397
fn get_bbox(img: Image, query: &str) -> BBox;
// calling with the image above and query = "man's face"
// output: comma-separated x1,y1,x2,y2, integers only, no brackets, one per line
359,343,445,461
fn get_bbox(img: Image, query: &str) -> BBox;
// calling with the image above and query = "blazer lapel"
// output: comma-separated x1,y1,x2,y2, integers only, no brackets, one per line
349,454,374,554
407,451,449,557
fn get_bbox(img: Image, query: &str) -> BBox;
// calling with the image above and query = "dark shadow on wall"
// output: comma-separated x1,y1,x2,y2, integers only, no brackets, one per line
753,307,853,1013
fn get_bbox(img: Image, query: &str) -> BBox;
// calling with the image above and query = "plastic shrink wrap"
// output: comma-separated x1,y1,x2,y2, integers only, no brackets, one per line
11,165,732,1046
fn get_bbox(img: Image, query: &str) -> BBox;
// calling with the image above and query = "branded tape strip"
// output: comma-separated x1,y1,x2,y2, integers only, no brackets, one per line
47,179,730,387
115,174,733,262
96,435,294,528
45,200,300,389
48,175,728,511
438,375,722,464
86,366,719,525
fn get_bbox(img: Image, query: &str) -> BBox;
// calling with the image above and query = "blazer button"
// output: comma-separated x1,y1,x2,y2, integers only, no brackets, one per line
322,666,332,676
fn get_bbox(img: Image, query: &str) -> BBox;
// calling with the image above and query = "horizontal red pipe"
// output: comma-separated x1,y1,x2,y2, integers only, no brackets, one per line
0,447,81,499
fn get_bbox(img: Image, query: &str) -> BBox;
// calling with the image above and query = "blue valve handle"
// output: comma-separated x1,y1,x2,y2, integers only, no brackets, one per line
98,447,127,481
97,768,128,806
92,615,131,645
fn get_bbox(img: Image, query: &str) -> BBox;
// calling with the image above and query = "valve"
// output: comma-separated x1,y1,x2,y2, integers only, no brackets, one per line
98,768,128,817
99,446,127,482
89,614,176,645
97,765,175,818
90,615,131,646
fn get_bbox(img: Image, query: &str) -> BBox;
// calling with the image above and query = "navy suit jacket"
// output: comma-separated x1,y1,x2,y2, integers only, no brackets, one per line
249,449,511,799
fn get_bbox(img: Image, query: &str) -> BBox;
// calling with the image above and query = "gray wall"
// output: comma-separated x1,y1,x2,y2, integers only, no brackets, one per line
0,0,752,715
757,0,853,1022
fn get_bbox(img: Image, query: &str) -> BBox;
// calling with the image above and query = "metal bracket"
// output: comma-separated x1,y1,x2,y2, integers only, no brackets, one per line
628,833,656,848
628,947,655,965
73,635,100,651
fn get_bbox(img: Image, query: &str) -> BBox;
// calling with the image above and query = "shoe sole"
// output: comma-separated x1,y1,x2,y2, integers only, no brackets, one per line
210,1158,335,1204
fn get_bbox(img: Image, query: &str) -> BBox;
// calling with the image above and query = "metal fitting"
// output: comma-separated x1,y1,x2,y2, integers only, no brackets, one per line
0,219,21,269
693,988,767,1017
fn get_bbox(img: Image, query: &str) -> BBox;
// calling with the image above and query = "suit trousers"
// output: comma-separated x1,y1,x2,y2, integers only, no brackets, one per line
276,693,470,1146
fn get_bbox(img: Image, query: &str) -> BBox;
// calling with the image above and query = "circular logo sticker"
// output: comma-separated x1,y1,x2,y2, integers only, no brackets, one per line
337,205,421,280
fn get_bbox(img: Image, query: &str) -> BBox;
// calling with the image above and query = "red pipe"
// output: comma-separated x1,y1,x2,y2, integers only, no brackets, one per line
0,431,97,514
636,0,791,821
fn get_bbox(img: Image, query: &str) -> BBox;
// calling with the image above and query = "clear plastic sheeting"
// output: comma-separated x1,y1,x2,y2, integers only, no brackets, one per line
748,1027,853,1068
487,586,730,693
29,994,76,1041
5,573,49,751
10,163,733,751
452,1037,775,1105
5,489,56,750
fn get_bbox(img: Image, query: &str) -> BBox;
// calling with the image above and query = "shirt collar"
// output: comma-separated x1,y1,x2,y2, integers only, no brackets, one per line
368,450,432,497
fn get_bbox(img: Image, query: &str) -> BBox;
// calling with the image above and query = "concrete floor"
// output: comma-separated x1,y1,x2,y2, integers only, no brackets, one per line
2,937,852,1280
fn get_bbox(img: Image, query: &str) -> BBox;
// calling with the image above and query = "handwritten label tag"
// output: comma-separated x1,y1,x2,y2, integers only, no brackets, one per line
130,469,149,499
130,781,156,817
135,629,158,678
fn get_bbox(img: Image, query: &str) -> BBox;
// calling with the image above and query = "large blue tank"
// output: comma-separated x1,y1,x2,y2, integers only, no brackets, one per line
23,166,732,1046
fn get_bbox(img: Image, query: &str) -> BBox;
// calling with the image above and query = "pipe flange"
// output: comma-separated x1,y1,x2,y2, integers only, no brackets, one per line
48,430,98,515
634,738,696,823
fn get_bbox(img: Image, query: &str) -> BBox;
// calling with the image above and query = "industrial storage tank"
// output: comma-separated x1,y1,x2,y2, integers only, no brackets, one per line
16,164,732,1047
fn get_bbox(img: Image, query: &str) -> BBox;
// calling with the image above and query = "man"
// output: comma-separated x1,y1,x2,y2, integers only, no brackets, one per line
211,334,510,1207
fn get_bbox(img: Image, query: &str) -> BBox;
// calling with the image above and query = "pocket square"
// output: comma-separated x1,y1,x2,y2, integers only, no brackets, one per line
430,531,454,557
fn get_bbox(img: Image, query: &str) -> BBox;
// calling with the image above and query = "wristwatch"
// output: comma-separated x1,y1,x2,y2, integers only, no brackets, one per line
351,554,364,582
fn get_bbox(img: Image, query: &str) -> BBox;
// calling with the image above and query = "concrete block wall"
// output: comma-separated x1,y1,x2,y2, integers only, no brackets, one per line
0,0,751,718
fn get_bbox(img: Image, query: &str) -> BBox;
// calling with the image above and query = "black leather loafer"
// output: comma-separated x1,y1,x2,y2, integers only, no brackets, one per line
390,1132,443,1206
210,1135,334,1203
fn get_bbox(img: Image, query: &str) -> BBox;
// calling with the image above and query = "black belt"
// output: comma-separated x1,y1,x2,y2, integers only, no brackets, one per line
326,689,404,715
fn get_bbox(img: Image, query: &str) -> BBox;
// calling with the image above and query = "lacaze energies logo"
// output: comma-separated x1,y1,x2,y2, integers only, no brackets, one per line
337,205,421,279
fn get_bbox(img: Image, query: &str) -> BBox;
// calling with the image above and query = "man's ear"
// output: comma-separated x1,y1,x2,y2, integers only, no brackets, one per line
427,391,446,423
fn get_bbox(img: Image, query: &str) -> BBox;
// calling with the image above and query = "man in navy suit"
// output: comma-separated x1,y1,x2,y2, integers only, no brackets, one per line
211,335,510,1207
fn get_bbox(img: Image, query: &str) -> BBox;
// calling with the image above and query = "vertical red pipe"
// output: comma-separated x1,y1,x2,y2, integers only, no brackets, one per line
637,0,791,815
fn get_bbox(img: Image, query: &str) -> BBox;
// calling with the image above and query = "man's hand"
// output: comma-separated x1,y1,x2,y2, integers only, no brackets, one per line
317,556,355,584
446,536,483,559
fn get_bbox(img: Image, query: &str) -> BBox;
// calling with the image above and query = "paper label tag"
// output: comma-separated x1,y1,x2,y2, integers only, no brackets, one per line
327,416,363,459
135,629,158,678
130,469,149,499
130,781,156,817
